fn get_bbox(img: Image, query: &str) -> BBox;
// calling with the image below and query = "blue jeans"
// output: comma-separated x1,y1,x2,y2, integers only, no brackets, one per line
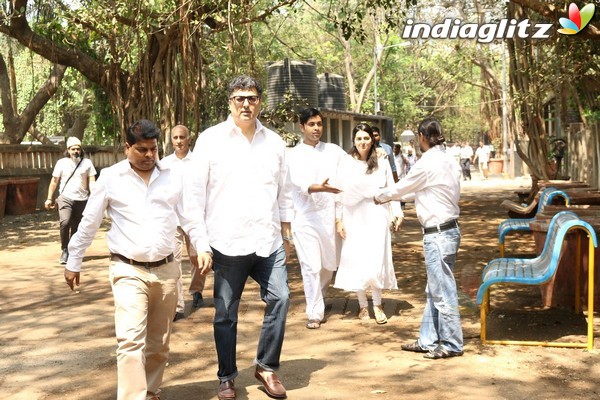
212,245,290,382
417,228,463,353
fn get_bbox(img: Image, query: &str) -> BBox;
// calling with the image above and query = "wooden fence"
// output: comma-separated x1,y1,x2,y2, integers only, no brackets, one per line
0,144,125,209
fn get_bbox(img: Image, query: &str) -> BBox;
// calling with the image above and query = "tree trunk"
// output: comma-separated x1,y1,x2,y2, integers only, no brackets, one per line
0,49,66,144
508,1,550,180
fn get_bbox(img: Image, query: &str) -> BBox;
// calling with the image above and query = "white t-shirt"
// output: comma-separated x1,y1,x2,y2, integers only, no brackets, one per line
52,157,97,201
475,146,490,163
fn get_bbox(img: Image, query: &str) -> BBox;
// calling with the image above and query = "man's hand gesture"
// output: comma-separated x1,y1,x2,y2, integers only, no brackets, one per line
308,178,342,194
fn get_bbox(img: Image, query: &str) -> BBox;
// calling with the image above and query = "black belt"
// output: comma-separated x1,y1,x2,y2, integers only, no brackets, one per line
422,219,459,235
110,253,174,268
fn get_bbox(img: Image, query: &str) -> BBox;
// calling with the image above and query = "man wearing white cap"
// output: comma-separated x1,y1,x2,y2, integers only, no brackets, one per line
45,136,97,264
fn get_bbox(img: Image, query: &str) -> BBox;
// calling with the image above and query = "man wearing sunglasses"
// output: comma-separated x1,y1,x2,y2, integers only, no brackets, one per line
193,75,293,400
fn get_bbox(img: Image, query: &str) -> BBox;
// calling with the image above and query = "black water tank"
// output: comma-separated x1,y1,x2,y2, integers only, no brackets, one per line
318,73,346,111
266,59,318,110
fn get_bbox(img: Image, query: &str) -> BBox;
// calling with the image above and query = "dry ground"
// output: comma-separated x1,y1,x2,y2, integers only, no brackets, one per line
1,176,599,400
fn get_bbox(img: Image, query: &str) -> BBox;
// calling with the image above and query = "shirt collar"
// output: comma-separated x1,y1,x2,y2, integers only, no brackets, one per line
225,115,265,137
172,150,193,161
116,159,164,176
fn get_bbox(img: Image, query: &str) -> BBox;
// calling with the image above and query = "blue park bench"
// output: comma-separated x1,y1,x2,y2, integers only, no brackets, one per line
498,187,571,257
478,211,598,349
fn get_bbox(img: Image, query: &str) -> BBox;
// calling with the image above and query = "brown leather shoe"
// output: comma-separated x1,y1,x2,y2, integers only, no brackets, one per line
255,368,287,398
217,379,236,400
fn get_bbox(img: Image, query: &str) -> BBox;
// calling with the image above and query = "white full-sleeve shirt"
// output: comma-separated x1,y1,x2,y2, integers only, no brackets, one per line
162,150,195,227
66,159,210,272
375,145,461,227
193,116,293,257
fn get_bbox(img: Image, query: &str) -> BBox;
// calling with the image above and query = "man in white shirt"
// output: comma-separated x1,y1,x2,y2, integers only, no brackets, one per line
375,117,463,360
287,107,345,330
473,141,490,179
193,76,293,400
161,125,207,321
393,143,408,178
459,141,474,181
45,137,97,264
372,126,398,182
406,148,417,174
64,120,212,400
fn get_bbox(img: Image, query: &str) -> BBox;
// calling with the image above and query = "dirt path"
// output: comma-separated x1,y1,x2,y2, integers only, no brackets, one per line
1,177,599,400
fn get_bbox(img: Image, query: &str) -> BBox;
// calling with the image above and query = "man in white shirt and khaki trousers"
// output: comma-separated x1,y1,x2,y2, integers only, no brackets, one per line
194,75,293,400
161,125,207,321
64,120,212,400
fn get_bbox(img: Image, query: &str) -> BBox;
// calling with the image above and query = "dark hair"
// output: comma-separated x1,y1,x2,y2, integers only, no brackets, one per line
418,117,445,147
126,120,161,146
349,123,378,174
228,75,263,98
371,126,380,134
299,107,322,125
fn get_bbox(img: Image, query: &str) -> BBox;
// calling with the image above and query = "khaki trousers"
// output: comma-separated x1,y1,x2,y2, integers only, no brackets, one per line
109,259,179,400
174,227,206,312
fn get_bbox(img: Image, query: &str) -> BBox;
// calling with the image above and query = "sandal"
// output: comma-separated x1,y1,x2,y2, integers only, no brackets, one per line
401,341,428,353
306,319,321,329
373,305,388,324
423,346,464,359
357,307,371,321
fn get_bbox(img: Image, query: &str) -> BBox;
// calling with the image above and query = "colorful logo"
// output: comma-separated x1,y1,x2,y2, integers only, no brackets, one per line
558,3,596,35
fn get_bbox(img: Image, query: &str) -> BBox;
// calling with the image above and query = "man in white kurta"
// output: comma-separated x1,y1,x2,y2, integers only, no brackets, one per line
287,108,345,329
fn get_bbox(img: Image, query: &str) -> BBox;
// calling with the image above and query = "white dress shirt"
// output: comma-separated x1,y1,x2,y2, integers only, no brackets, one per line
66,159,209,272
460,145,473,159
193,116,293,257
162,149,195,169
162,150,195,227
375,145,460,227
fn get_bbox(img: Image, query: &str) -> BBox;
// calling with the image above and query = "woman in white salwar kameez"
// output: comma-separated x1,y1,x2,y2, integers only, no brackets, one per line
334,123,403,324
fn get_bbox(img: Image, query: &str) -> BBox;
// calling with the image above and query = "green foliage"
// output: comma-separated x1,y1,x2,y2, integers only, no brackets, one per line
261,91,308,144
332,0,416,43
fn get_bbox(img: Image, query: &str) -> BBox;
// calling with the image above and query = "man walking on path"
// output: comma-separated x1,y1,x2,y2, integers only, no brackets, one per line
45,136,97,264
473,141,490,179
193,75,293,400
459,141,473,181
287,107,345,330
64,119,212,400
161,125,207,321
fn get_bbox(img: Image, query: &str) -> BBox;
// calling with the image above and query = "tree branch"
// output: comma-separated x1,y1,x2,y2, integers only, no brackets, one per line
510,0,600,39
0,0,105,84
20,63,67,129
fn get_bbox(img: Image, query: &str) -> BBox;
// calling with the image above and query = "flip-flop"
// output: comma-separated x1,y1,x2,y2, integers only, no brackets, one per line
306,319,321,329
